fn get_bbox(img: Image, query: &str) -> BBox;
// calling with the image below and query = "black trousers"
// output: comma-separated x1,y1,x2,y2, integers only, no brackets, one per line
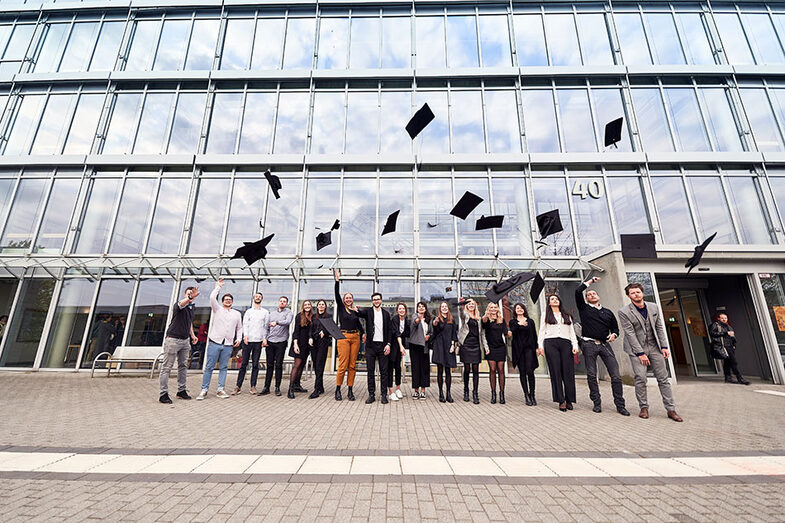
387,347,402,387
518,371,535,396
263,341,287,389
409,344,430,389
365,341,389,396
581,340,625,409
544,338,576,404
723,347,744,380
313,342,329,392
236,341,262,388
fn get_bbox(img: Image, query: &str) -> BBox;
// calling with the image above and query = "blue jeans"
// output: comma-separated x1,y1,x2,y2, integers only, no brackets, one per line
201,341,233,391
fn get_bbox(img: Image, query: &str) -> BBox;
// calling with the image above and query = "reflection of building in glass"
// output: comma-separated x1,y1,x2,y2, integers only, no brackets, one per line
0,0,783,383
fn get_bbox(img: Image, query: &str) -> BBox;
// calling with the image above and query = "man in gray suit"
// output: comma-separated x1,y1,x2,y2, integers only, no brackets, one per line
617,283,683,422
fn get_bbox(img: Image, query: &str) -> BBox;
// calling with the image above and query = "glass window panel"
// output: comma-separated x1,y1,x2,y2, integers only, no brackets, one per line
0,179,16,224
484,90,520,153
663,88,710,152
63,93,102,155
317,17,349,69
220,19,253,70
311,92,346,154
446,15,479,68
0,25,11,56
89,21,123,71
34,23,69,73
0,178,49,252
449,90,484,153
492,176,531,256
168,92,206,154
188,178,230,254
382,16,410,68
645,13,685,65
126,19,161,71
0,279,18,355
60,22,100,72
3,24,34,62
455,178,492,256
224,177,266,254
742,14,784,65
577,14,613,66
726,177,773,244
251,18,284,69
570,175,613,255
650,176,696,244
34,178,79,253
380,91,411,153
41,278,96,369
415,91,448,154
206,92,243,154
521,89,559,153
350,17,380,68
544,14,580,66
4,93,46,156
109,178,156,254
274,92,309,154
631,88,674,152
302,178,340,255
185,19,218,70
615,13,651,65
686,176,736,244
340,178,376,255
283,17,316,69
75,178,121,253
127,279,174,346
416,16,446,68
531,177,575,255
103,93,143,154
698,88,743,152
714,13,754,65
417,178,455,255
675,13,714,65
238,92,275,155
420,280,457,318
557,89,596,152
30,93,78,155
740,88,783,152
146,178,189,254
765,88,785,149
768,176,785,229
608,176,650,236
591,88,632,152
478,15,511,67
345,91,379,154
513,14,547,66
379,177,413,255
81,279,133,367
0,279,55,367
263,177,301,255
133,92,175,154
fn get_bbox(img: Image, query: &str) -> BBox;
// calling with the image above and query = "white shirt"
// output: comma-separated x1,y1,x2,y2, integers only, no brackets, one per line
243,306,269,342
538,312,578,350
208,285,243,345
373,308,383,342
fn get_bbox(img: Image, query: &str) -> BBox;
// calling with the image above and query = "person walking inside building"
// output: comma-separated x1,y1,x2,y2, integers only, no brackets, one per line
158,285,199,403
197,280,242,400
333,269,364,401
458,298,486,405
537,294,579,412
431,301,457,403
259,296,293,396
408,302,432,399
509,303,538,406
710,312,751,385
309,299,332,399
288,300,313,398
232,292,268,395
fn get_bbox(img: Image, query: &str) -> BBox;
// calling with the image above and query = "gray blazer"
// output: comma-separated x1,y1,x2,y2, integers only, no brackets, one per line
457,309,488,354
617,301,669,356
408,315,433,347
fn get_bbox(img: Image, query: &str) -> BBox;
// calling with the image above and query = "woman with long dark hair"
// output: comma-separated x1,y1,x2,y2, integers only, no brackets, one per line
483,302,509,404
509,303,538,406
457,298,487,405
288,300,313,399
409,302,432,398
431,301,457,403
308,299,332,399
388,302,409,401
537,294,579,412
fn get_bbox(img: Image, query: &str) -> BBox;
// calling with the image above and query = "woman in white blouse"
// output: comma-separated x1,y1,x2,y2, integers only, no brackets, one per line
537,294,579,412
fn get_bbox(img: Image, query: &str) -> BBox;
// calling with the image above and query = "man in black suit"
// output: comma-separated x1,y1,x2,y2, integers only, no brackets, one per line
359,292,394,404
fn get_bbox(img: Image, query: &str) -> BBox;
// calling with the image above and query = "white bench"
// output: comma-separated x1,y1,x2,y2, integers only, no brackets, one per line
91,345,164,378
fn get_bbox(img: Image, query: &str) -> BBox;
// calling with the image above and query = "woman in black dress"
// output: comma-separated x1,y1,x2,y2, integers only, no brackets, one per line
388,302,409,401
509,303,538,406
483,302,509,404
288,300,312,399
308,299,332,399
431,301,457,403
458,298,487,404
409,302,432,399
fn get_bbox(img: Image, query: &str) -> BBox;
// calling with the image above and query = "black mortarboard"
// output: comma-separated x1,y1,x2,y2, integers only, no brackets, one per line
536,209,563,239
427,221,438,228
450,191,483,220
604,117,624,148
621,233,656,259
318,316,345,340
405,103,435,139
316,231,332,251
685,232,717,273
264,170,282,199
331,220,340,231
382,210,400,236
230,234,274,265
529,273,545,303
485,272,535,303
476,215,504,231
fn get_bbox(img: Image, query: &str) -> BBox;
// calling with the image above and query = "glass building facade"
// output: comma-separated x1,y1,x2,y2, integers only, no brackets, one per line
0,0,784,382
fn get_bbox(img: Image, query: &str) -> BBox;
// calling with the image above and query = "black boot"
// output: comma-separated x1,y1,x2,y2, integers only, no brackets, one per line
287,387,295,399
347,387,355,401
274,387,281,396
259,387,270,396
490,391,497,404
309,390,319,399
439,388,446,403
335,387,342,401
463,387,470,402
446,386,454,403
524,392,532,406
472,390,479,404
531,394,537,406
499,391,505,404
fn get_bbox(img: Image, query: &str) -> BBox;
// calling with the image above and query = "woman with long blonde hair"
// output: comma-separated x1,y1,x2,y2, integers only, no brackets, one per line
457,298,487,404
333,269,363,401
483,302,510,404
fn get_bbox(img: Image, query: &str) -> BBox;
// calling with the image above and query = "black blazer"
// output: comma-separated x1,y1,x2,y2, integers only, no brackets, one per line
358,307,394,346
394,316,410,348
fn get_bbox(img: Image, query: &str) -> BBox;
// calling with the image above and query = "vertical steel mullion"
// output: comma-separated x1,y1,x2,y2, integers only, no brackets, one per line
234,87,249,154
563,170,581,256
122,277,142,347
102,175,127,254
601,168,620,241
32,274,64,370
0,176,22,243
656,82,680,152
61,166,90,255
585,81,601,152
181,13,196,71
637,6,656,65
551,82,564,153
28,176,57,255
57,87,82,155
680,170,704,242
479,81,489,154
219,172,236,255
690,80,716,152
148,15,165,71
127,88,147,154
717,174,744,244
668,5,689,65
73,275,103,371
0,276,26,366
140,174,162,254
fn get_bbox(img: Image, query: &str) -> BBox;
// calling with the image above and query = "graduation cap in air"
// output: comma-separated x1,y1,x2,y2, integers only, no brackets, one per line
485,272,536,303
450,191,483,220
264,170,282,199
382,210,400,236
231,234,274,265
318,316,346,340
529,273,545,304
536,209,563,240
331,220,340,231
621,233,657,259
406,103,435,139
316,231,332,251
685,232,717,273
604,117,624,148
476,215,504,231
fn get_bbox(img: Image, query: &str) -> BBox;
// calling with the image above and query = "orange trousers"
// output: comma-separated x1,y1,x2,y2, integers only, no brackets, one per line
336,331,361,386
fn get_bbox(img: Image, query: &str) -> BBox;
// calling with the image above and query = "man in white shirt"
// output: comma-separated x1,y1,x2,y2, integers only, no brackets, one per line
358,292,393,404
197,279,242,400
232,292,268,395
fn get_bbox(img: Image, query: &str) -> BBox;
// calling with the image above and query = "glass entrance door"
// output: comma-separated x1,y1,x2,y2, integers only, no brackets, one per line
658,287,717,376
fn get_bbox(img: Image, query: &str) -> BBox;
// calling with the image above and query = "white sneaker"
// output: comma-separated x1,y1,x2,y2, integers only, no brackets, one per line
196,389,208,401
216,389,230,399
395,389,403,399
389,393,400,402
419,391,426,400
